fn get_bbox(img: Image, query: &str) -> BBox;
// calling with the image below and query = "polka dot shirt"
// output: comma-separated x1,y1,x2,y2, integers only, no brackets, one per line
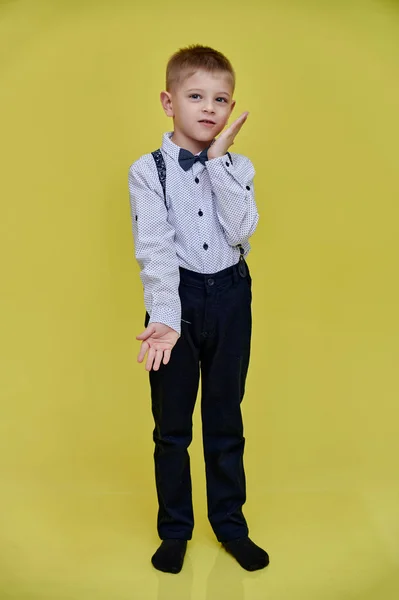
128,131,259,335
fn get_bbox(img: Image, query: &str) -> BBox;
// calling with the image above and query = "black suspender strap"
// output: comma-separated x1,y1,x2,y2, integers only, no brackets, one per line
151,149,167,206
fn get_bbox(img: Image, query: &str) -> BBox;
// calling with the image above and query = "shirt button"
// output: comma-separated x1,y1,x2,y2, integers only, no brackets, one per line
203,243,208,250
198,210,203,216
246,185,250,190
207,278,214,286
195,177,199,183
135,215,138,221
225,162,230,167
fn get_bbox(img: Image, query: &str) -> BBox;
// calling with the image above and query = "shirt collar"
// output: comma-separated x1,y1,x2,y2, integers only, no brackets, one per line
161,132,180,163
161,131,214,164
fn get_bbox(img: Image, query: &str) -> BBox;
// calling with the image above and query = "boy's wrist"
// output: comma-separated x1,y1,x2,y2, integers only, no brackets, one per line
207,151,227,161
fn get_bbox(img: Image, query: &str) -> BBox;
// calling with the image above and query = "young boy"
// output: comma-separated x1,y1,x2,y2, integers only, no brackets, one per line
128,45,269,574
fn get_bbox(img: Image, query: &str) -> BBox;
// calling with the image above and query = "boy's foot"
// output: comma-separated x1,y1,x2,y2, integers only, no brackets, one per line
151,539,188,574
222,537,269,571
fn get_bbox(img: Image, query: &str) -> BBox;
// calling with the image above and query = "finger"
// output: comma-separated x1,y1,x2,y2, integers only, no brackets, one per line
227,113,248,136
152,349,164,371
137,340,148,363
163,348,172,365
217,114,248,145
145,346,156,371
226,112,248,131
136,325,156,341
236,111,249,123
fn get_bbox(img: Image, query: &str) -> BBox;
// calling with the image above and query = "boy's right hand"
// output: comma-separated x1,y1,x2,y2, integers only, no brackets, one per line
136,323,179,371
207,112,249,159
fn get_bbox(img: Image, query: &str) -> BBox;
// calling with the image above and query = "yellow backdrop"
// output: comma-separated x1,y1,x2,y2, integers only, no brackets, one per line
1,0,398,598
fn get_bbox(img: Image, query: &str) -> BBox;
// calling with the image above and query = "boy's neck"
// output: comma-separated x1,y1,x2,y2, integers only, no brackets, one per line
171,130,212,155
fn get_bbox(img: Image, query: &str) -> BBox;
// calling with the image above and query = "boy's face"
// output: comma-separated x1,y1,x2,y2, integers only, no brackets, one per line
161,69,235,150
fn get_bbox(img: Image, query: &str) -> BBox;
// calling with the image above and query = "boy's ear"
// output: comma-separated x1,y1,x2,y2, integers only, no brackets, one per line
160,91,174,117
229,99,236,115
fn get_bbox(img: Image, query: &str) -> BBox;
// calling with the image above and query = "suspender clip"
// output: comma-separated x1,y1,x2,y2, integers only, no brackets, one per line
237,244,247,277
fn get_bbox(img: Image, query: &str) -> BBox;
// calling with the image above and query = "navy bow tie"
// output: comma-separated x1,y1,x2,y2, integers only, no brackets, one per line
178,147,208,171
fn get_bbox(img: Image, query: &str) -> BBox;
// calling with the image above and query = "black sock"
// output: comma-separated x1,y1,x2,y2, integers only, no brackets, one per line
151,539,188,574
222,537,269,571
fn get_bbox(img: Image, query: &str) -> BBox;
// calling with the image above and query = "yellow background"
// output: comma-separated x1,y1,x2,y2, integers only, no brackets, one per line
1,0,398,598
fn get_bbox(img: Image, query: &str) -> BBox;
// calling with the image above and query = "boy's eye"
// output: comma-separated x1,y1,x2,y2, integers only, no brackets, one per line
188,94,228,103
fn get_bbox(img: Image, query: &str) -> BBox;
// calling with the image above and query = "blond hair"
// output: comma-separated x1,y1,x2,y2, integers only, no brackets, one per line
166,44,235,92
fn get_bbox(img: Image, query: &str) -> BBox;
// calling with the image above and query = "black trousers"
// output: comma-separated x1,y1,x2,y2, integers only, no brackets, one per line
144,258,252,543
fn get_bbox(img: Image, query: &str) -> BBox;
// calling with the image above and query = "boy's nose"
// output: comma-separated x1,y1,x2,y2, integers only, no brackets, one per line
202,102,215,113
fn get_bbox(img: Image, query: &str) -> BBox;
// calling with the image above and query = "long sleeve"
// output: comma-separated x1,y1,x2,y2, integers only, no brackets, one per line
128,156,182,335
205,153,259,246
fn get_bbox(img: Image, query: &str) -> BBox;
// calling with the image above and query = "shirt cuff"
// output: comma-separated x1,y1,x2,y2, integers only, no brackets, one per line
206,154,248,187
148,305,181,336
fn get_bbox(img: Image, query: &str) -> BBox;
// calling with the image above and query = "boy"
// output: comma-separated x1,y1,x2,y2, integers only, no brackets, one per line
128,45,269,574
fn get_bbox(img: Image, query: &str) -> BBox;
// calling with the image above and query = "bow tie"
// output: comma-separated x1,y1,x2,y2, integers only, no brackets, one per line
178,147,208,171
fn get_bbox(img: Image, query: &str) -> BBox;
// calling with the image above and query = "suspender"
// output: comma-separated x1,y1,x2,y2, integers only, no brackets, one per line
150,149,245,267
151,149,167,206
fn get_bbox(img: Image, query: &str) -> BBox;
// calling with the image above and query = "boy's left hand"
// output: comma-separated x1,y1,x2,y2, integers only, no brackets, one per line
207,112,249,160
136,322,179,371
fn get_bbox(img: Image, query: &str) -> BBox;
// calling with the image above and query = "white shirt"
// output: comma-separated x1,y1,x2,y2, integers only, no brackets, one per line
128,131,259,335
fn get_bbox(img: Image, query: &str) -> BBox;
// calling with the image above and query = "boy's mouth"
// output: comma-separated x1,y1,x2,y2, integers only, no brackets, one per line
199,119,216,127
